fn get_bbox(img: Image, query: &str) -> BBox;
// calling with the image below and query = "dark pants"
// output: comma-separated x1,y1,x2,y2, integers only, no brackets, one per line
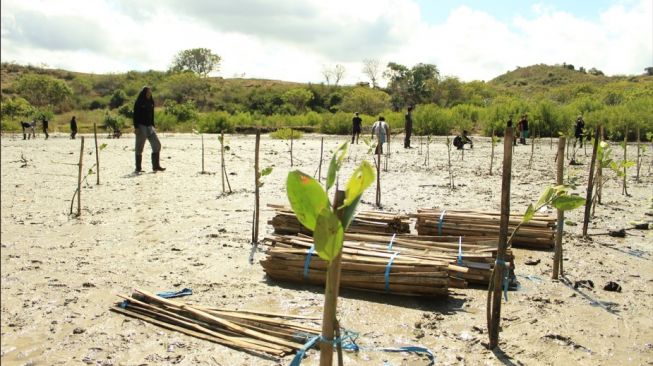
43,127,49,139
71,130,77,139
135,125,161,155
404,129,412,148
352,128,361,144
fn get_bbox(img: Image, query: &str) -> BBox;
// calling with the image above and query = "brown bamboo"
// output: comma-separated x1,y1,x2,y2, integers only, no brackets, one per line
77,137,84,217
220,132,225,193
93,123,100,185
553,137,565,279
582,126,600,236
201,133,205,173
253,130,261,243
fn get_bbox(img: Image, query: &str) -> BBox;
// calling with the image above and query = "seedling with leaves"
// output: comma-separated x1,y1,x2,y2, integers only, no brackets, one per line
590,141,635,213
69,139,107,216
218,132,232,193
286,141,374,365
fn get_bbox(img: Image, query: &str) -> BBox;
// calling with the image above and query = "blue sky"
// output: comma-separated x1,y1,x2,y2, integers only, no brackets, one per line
1,0,651,83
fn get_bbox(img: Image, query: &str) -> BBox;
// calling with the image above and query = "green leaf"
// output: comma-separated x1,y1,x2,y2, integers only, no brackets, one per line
343,160,375,207
261,167,273,177
99,143,108,150
535,187,555,208
313,208,344,262
87,168,94,175
341,194,362,230
552,195,586,211
523,204,535,223
622,161,636,169
286,171,329,231
326,142,349,191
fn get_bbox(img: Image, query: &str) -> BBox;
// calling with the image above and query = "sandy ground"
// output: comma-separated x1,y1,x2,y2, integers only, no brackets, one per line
1,131,652,366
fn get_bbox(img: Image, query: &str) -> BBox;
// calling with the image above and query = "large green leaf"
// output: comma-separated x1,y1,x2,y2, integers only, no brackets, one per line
261,167,273,177
286,171,329,231
523,203,535,223
341,194,362,230
326,142,349,191
535,187,555,209
343,160,375,207
313,208,344,262
552,195,586,211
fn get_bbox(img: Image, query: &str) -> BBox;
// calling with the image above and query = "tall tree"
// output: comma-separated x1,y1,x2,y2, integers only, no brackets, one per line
362,58,381,88
170,48,221,78
333,64,346,86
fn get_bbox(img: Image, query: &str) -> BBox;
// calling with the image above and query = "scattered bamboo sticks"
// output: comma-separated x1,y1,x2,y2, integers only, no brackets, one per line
111,289,321,357
413,208,556,249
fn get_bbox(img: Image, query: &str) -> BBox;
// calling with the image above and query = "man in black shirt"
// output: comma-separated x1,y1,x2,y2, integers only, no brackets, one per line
351,112,362,144
404,106,413,148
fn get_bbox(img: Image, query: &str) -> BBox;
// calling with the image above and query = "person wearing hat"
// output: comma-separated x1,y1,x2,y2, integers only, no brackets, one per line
351,112,362,144
574,115,585,148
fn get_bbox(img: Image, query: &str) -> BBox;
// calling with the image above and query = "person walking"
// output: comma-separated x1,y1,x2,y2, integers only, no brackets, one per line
21,121,31,140
574,115,585,148
371,116,390,155
404,106,413,148
133,86,165,173
29,119,36,139
70,116,78,139
42,117,49,139
351,112,362,144
518,114,529,145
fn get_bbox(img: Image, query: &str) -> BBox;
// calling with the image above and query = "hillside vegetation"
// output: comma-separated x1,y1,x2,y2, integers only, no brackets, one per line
1,62,652,141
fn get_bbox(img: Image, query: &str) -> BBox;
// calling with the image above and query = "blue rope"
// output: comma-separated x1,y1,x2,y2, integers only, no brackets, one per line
437,210,447,235
387,233,397,251
289,335,320,366
375,346,435,366
385,252,399,292
303,245,315,280
496,259,510,301
156,288,193,299
457,236,463,265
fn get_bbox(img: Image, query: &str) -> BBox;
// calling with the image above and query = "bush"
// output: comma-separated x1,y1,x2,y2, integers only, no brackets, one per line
319,111,351,134
270,128,303,139
197,111,232,133
89,100,106,110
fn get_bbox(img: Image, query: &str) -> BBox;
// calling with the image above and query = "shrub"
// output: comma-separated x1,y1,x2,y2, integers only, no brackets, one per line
270,128,303,139
197,111,232,133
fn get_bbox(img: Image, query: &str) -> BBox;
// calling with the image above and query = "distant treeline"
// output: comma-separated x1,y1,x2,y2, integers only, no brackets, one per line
1,62,652,140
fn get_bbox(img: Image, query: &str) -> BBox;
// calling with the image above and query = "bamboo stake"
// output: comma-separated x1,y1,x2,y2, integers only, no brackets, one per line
489,128,495,175
528,136,535,169
622,127,628,195
582,126,600,236
253,130,261,243
220,132,225,193
318,137,324,182
488,125,513,349
446,136,454,189
320,190,345,366
597,126,604,204
376,146,381,207
93,123,100,185
552,137,565,279
77,137,85,217
636,128,641,182
290,129,294,167
201,134,206,173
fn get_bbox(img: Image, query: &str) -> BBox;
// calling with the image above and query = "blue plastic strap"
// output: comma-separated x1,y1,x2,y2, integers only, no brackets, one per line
387,233,397,250
156,288,193,299
384,252,399,292
289,335,320,366
496,259,510,301
303,245,315,280
119,300,130,308
437,210,447,235
457,236,463,265
377,346,435,366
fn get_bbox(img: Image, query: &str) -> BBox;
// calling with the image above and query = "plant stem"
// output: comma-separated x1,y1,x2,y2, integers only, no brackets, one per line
93,123,100,185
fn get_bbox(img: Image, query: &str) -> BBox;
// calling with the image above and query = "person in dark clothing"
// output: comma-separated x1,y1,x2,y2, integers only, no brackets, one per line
518,114,529,145
574,115,585,148
42,117,49,139
133,86,165,173
21,121,31,140
351,112,362,144
70,116,78,139
453,130,473,150
404,106,413,148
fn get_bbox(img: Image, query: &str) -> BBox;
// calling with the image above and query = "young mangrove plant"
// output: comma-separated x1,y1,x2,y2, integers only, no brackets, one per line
286,141,374,365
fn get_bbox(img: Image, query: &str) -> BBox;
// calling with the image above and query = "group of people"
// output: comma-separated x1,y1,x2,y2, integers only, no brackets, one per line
20,117,49,140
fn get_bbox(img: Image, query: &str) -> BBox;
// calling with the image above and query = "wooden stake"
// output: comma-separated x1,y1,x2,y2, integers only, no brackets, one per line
552,137,566,279
597,126,604,204
220,132,225,193
623,127,628,195
636,128,641,182
77,137,85,217
489,128,495,175
290,129,294,167
376,146,381,207
318,137,324,182
582,126,600,236
319,190,345,366
93,123,100,185
201,134,205,173
488,125,513,349
528,136,535,169
253,130,261,243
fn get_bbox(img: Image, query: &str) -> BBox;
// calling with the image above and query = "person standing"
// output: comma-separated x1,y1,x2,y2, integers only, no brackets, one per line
29,119,36,139
371,116,390,155
42,117,49,139
453,130,473,150
518,114,529,145
133,86,165,173
21,121,31,140
404,106,413,148
351,112,362,144
574,115,585,148
70,116,78,139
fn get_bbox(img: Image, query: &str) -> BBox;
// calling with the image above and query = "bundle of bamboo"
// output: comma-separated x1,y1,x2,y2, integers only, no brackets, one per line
111,289,321,357
413,208,556,249
268,204,410,235
264,233,512,288
261,235,449,296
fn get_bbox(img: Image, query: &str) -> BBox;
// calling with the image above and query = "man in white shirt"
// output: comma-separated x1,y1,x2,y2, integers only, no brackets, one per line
371,116,390,154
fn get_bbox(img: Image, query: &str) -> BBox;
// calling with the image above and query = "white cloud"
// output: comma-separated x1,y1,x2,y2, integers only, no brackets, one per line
1,0,650,83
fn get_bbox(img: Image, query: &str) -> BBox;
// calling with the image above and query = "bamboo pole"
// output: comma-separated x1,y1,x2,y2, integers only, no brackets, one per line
622,127,628,195
636,128,641,182
488,125,513,349
253,130,261,243
446,137,454,189
582,126,600,236
220,132,225,193
528,136,535,169
596,126,604,205
77,137,85,217
376,146,381,207
93,123,100,185
552,136,565,279
290,129,294,167
318,137,324,182
489,128,495,175
201,134,205,173
320,190,345,366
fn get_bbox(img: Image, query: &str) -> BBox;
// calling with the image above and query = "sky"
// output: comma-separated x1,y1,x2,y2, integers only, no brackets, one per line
1,0,651,85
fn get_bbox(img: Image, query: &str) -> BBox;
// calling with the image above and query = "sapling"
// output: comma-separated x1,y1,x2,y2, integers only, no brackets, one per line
286,142,374,365
218,132,232,193
446,136,454,189
590,141,635,215
622,128,629,196
69,138,107,216
423,135,431,167
489,128,497,175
